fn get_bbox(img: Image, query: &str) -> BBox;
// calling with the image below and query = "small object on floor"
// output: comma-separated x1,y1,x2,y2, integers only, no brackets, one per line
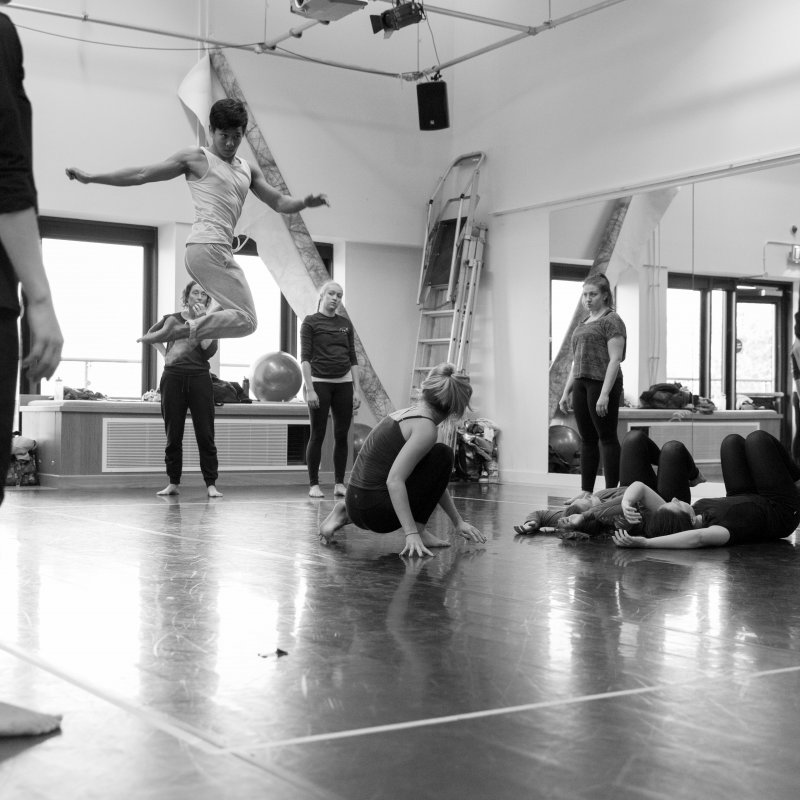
334,483,347,497
257,648,289,659
309,485,324,498
0,702,62,737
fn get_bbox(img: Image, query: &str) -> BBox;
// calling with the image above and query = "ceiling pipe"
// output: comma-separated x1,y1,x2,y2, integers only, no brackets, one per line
404,0,631,80
8,0,629,82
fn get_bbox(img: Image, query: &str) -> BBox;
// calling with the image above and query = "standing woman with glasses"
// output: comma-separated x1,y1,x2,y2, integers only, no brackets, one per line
558,273,626,495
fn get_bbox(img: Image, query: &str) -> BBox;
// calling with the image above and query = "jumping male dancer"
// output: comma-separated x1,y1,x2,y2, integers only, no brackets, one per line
66,98,328,345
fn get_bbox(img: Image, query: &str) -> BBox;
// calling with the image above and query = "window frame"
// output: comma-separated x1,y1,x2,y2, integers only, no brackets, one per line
222,238,333,363
23,216,158,395
668,272,792,445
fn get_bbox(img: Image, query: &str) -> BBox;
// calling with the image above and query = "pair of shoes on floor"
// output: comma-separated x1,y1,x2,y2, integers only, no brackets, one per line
309,484,347,499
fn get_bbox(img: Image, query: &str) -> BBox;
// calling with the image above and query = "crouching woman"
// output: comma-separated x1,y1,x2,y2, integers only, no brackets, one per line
319,363,486,557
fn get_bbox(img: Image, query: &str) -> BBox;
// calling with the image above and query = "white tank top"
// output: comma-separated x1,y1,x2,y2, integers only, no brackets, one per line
186,147,251,245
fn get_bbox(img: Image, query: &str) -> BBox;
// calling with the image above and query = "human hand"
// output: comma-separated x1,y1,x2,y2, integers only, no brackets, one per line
304,193,329,208
352,395,362,411
455,521,486,545
596,392,609,417
400,532,433,558
306,389,319,409
192,302,206,317
65,167,91,184
558,394,571,414
22,298,63,380
612,529,648,548
621,499,642,524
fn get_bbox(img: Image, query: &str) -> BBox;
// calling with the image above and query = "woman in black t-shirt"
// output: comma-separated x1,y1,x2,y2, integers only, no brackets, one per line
146,281,221,498
300,280,362,499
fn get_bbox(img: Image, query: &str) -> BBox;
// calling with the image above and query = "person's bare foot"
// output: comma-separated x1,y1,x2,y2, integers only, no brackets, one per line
207,485,223,498
319,501,349,544
138,315,189,344
334,483,347,497
157,484,179,496
419,530,451,548
309,485,324,498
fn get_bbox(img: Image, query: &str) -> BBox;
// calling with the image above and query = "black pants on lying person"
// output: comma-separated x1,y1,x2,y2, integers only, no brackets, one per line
615,430,800,549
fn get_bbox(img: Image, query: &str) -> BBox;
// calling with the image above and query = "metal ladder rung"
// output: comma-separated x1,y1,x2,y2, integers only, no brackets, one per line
412,153,486,408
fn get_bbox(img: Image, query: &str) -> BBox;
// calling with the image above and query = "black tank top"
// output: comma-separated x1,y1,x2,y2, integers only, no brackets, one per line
348,413,435,491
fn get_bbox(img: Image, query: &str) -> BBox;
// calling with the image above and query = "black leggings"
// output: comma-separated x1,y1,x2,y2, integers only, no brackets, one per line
572,376,622,492
345,443,453,533
159,372,218,486
720,430,800,505
581,431,699,531
620,429,700,503
306,381,353,486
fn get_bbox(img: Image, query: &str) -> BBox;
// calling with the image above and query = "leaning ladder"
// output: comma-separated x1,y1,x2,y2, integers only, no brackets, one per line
410,153,487,440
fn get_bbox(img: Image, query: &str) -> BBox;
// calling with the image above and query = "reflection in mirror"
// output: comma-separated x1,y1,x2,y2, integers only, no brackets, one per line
549,163,798,480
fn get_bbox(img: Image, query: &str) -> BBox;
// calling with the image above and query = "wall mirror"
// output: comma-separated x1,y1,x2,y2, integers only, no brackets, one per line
548,160,800,481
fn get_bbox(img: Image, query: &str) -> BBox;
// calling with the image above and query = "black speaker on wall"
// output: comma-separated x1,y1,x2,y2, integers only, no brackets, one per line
416,81,449,131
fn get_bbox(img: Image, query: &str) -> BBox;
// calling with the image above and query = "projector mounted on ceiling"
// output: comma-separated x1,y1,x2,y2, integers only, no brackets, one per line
290,0,367,23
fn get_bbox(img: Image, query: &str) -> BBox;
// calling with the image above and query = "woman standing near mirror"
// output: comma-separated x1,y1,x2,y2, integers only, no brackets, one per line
558,273,626,495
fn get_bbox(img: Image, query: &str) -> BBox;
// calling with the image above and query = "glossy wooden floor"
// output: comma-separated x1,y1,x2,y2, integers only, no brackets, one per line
2,480,800,799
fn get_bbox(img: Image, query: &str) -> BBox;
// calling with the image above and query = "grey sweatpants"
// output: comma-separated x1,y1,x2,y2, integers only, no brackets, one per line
185,242,257,340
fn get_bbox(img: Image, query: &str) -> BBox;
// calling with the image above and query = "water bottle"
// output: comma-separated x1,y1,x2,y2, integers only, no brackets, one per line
242,377,250,398
53,377,64,401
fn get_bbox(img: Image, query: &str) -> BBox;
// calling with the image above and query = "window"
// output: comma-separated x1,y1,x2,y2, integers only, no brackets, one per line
549,263,590,362
214,239,332,389
29,218,157,398
666,274,791,438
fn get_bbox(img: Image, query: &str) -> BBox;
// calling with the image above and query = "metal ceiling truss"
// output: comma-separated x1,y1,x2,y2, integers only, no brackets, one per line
9,0,629,81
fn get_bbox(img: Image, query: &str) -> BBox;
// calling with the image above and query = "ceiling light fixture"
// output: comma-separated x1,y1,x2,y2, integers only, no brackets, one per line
290,0,367,23
370,1,425,38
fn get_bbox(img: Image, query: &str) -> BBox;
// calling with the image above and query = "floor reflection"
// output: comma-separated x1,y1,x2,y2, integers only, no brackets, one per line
1,483,800,798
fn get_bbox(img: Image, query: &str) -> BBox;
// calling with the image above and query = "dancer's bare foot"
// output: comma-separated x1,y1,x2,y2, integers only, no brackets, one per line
207,485,223,498
157,484,179,496
333,483,347,497
319,500,349,544
419,530,451,548
138,315,189,344
309,485,324,498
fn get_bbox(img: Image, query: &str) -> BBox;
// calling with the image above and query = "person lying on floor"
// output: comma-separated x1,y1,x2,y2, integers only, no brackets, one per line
613,430,800,550
515,429,705,537
513,486,625,535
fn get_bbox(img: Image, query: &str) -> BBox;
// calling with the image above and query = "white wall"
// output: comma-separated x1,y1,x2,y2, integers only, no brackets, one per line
338,241,421,427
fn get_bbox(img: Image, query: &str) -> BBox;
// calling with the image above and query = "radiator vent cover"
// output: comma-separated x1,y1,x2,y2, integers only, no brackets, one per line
102,418,307,472
628,421,761,463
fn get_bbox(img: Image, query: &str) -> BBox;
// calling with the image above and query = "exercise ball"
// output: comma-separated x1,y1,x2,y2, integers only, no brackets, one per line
352,422,372,459
250,351,303,402
549,424,582,468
